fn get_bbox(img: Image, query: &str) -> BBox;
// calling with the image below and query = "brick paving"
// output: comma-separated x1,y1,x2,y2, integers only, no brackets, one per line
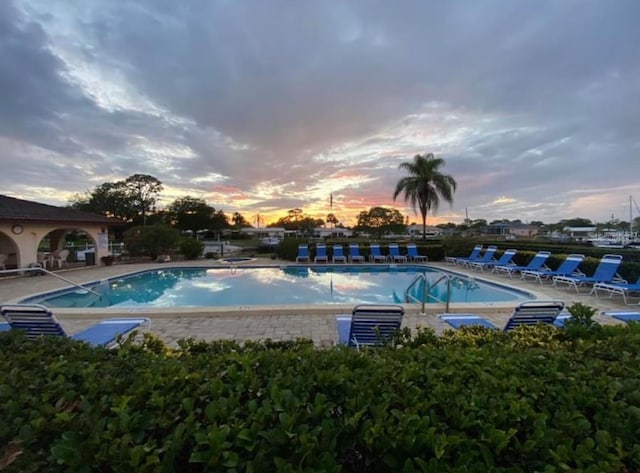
0,259,634,347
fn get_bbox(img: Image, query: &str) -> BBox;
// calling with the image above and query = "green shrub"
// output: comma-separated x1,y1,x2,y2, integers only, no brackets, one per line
276,237,308,260
123,224,179,259
178,237,205,260
2,326,640,472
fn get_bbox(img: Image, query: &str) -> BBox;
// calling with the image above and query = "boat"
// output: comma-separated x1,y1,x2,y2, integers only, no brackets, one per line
589,237,626,249
260,237,282,248
589,196,639,249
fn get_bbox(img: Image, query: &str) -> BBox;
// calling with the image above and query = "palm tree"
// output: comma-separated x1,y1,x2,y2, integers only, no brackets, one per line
393,153,457,239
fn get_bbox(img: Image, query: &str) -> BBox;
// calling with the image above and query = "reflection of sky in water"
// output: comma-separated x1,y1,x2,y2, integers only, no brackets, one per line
32,267,530,308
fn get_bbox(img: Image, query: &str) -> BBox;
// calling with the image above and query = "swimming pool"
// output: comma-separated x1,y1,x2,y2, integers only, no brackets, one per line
22,265,532,308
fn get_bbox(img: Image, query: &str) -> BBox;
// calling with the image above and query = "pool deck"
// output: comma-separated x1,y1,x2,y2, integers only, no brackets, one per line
0,259,635,347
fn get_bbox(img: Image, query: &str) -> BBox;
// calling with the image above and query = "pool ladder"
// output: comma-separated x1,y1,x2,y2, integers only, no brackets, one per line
404,273,453,315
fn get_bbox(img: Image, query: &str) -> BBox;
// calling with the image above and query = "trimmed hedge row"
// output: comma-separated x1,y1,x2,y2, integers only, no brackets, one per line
2,325,640,472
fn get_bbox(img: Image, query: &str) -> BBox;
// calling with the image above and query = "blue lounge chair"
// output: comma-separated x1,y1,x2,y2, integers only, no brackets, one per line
553,254,624,293
368,243,387,263
406,243,428,262
0,323,9,332
314,243,328,263
470,248,517,272
602,310,640,324
0,304,150,348
521,254,585,285
388,243,407,263
592,276,640,304
348,243,365,263
461,245,497,268
336,304,404,349
445,244,483,265
296,244,310,263
439,300,565,331
494,251,551,277
552,313,573,328
332,245,347,263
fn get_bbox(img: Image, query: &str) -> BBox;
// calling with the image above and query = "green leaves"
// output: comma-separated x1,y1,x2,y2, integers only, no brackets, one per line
2,328,640,471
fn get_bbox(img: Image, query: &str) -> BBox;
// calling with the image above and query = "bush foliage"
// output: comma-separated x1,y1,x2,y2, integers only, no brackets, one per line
179,237,205,260
2,325,640,472
123,224,179,259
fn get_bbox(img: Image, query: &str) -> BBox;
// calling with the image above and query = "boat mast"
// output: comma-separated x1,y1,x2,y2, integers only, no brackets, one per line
632,195,640,235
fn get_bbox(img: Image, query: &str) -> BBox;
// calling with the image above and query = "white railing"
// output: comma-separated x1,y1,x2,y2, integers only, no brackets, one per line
0,266,101,296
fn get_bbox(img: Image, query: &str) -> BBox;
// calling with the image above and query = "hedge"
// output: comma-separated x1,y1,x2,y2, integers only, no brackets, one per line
2,324,640,472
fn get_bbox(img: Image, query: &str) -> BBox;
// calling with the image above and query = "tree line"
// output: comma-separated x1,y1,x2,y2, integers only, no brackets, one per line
69,174,249,234
67,153,459,239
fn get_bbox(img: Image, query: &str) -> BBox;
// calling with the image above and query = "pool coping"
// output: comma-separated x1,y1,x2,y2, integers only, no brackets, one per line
11,262,549,319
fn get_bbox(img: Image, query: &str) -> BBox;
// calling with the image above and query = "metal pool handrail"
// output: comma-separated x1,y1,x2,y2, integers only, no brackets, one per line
0,266,101,296
404,272,453,315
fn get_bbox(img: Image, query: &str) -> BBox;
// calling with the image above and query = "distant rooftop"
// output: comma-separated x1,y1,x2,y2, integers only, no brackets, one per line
563,226,597,232
0,194,120,225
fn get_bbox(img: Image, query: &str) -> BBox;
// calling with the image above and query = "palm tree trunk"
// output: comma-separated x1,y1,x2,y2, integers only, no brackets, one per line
422,213,427,240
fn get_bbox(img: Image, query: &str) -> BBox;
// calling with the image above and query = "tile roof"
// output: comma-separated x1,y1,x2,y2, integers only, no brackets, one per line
0,195,122,225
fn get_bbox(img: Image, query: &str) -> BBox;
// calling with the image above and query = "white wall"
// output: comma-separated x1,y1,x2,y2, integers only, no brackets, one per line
0,223,109,268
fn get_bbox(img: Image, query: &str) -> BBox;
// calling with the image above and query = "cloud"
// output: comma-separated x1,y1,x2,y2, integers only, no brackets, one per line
1,0,639,226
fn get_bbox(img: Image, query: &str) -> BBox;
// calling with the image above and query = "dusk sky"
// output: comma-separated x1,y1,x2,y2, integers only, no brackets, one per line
1,0,639,226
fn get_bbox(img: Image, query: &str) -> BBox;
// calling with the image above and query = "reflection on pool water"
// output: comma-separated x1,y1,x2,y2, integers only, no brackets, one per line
23,265,532,308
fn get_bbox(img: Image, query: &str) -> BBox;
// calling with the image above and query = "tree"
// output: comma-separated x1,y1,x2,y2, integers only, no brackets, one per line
287,208,304,223
69,182,135,221
69,174,163,224
558,218,593,228
393,153,457,240
297,217,323,236
125,174,163,225
356,207,405,238
209,210,230,234
166,197,214,232
272,209,323,233
231,212,251,228
326,213,338,227
123,224,179,259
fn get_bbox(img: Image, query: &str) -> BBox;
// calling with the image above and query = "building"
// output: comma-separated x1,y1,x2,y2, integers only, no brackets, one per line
405,224,442,238
239,227,288,240
508,225,540,238
0,195,121,269
314,227,354,238
563,226,597,241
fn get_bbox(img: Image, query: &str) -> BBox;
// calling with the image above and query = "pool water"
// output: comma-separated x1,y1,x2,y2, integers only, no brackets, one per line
24,266,531,308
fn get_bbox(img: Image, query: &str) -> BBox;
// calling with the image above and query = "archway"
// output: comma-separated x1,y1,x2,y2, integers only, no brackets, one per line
38,228,99,268
0,231,20,270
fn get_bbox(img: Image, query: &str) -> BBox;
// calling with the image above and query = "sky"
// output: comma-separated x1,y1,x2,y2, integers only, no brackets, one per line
1,0,639,227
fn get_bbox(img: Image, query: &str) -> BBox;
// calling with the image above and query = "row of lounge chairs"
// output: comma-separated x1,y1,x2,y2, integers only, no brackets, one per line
296,243,428,264
448,245,639,305
336,301,640,348
4,301,639,351
336,301,569,348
